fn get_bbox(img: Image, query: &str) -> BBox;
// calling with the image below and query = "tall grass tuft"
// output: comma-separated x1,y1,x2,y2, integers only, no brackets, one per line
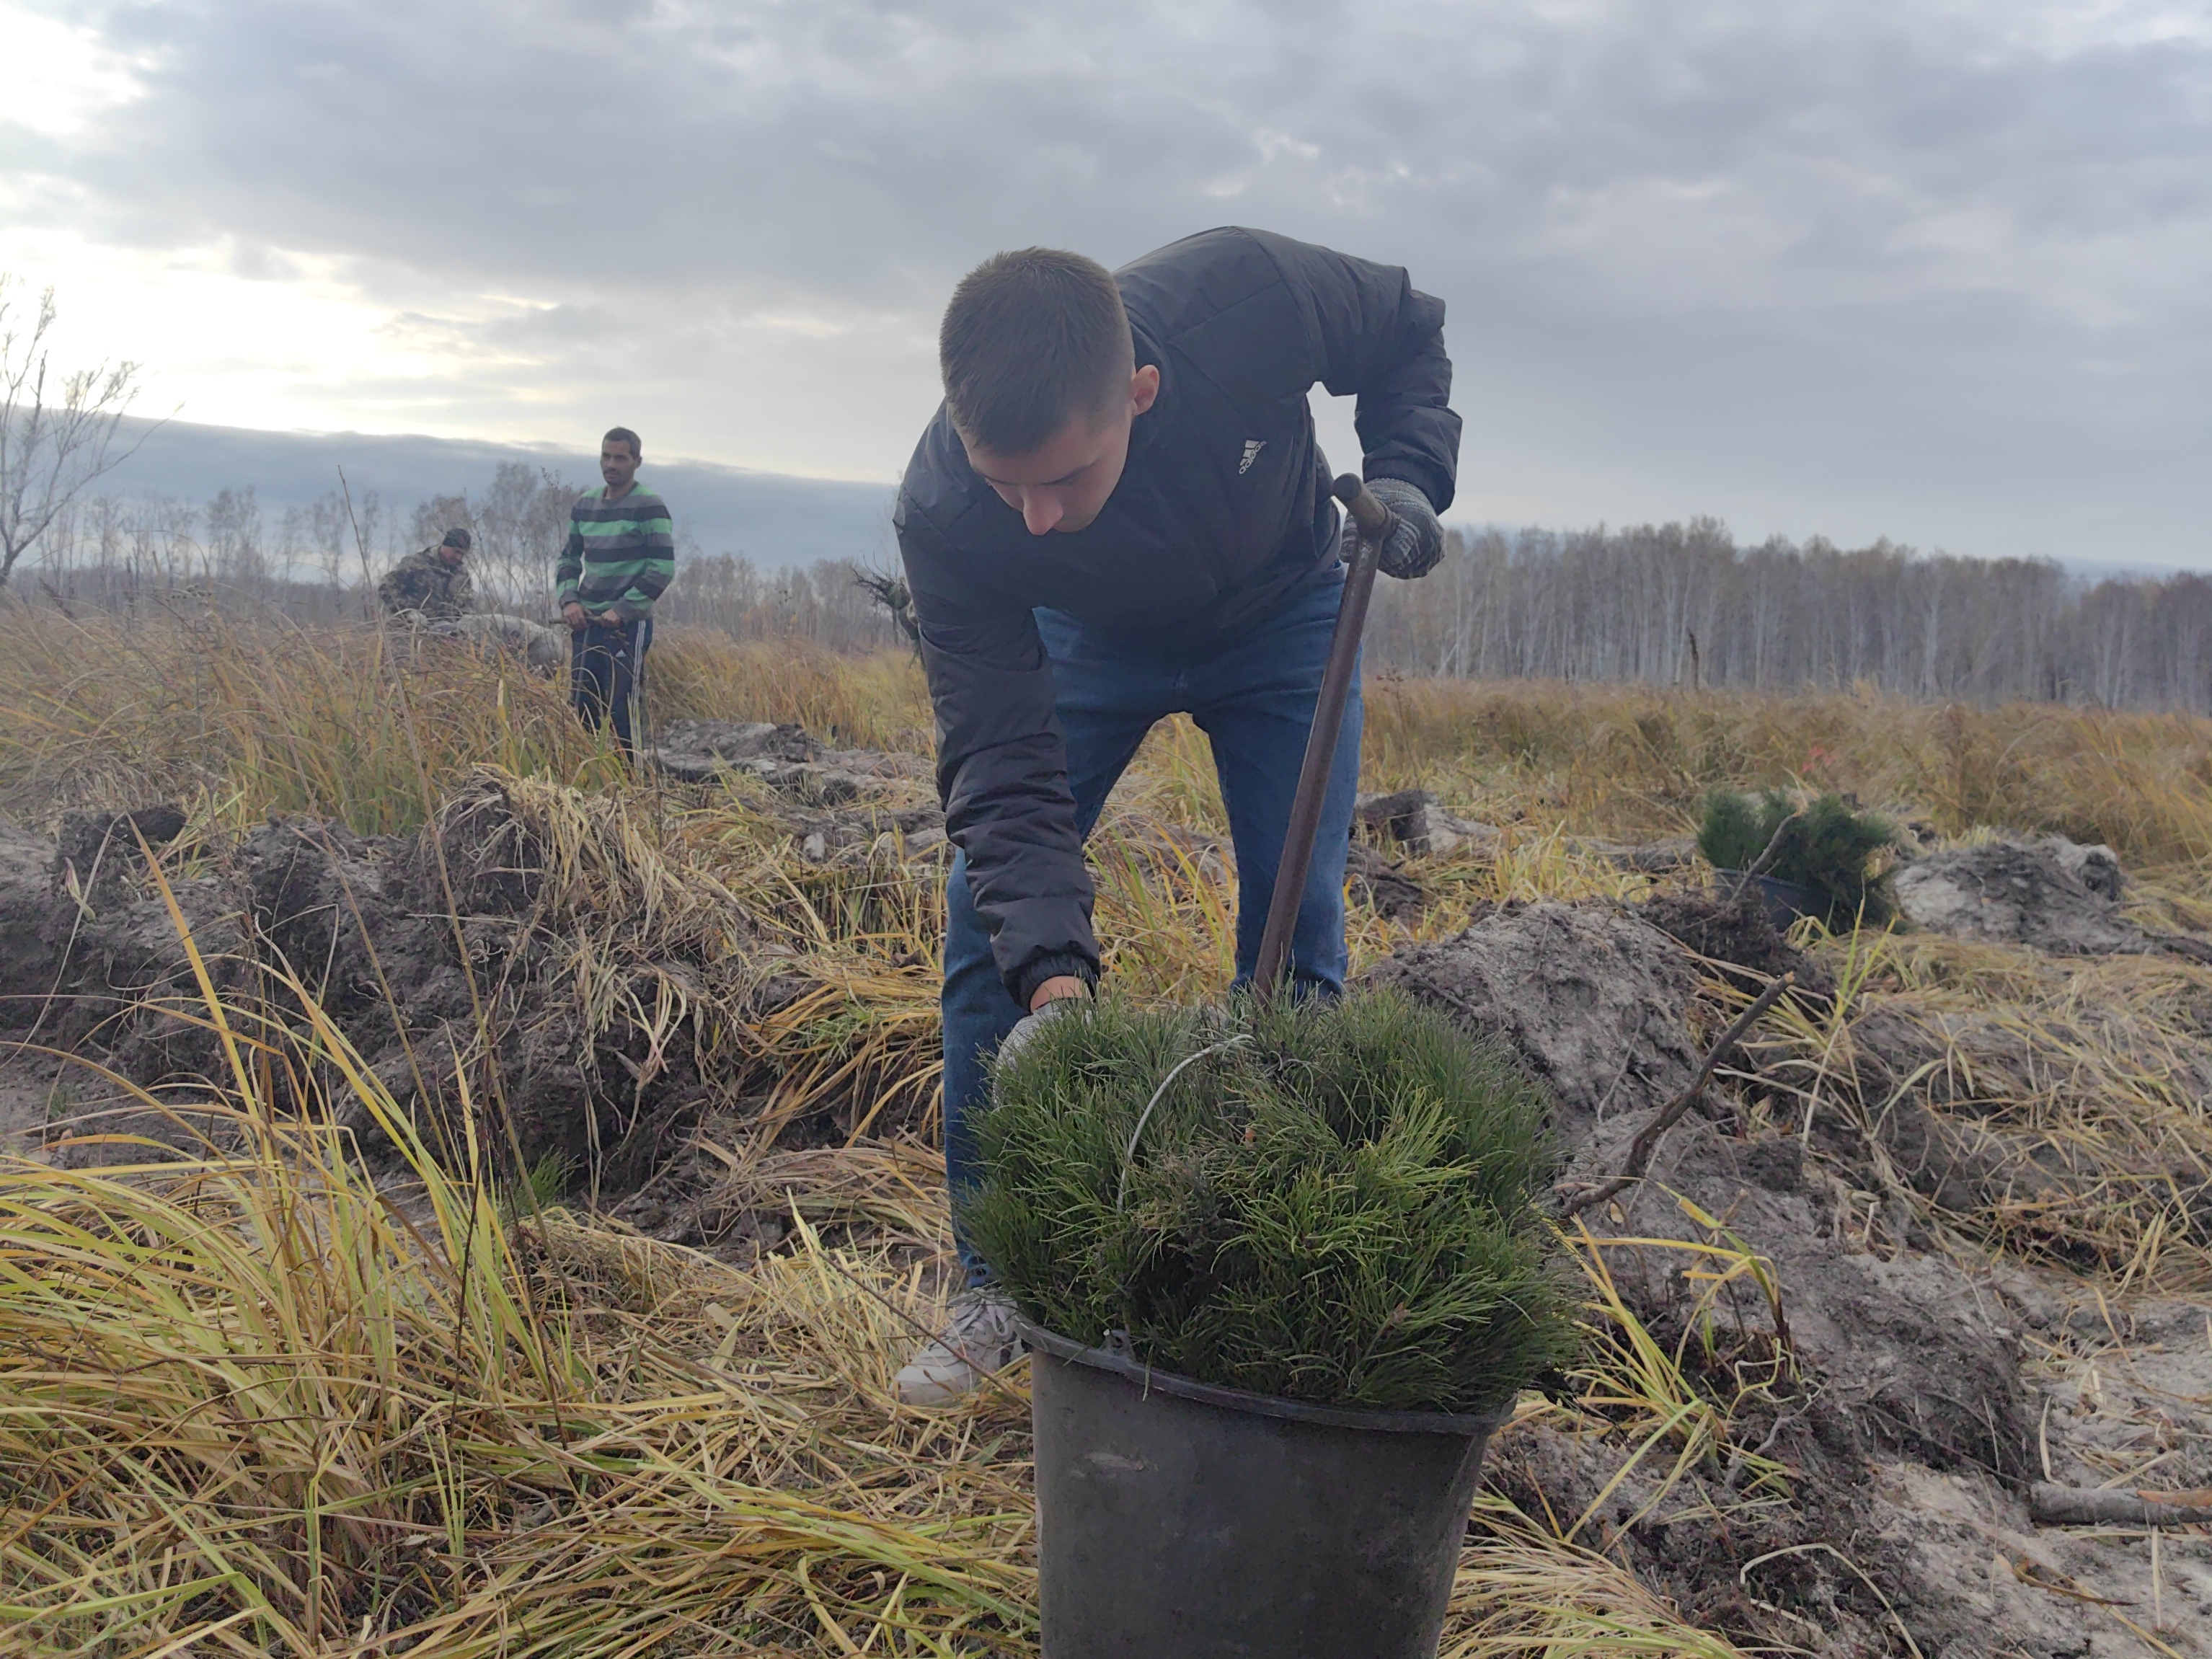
0,605,614,832
1358,676,2212,864
0,907,1033,1653
965,988,1580,1413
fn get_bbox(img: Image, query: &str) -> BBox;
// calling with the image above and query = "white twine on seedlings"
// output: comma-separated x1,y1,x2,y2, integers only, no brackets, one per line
1116,1034,1252,1213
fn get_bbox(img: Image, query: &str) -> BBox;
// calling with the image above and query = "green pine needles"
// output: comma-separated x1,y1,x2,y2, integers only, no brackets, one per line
1698,787,1901,926
963,988,1580,1415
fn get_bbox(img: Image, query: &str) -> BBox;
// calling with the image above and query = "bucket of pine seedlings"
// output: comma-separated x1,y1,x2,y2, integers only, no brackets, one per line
966,988,1577,1659
1699,787,1901,931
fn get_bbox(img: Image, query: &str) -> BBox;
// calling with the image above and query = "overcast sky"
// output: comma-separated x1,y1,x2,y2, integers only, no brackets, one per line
3,0,2208,565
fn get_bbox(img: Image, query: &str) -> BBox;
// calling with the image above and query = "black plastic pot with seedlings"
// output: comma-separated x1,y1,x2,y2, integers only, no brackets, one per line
1699,786,1903,929
965,988,1582,1659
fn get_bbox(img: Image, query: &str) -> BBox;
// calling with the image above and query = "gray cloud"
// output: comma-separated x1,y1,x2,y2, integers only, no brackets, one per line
4,0,2208,561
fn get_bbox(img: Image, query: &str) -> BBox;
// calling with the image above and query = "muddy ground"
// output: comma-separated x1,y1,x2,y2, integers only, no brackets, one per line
3,751,2208,1657
0,748,945,1188
1374,882,2211,1656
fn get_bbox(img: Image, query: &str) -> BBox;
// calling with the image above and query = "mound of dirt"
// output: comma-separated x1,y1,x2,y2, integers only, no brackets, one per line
1637,882,1834,995
785,802,947,866
1371,904,2028,1462
1474,1118,2070,1655
1360,900,2208,1655
1355,788,1500,858
1489,1122,2050,1653
0,779,810,1185
239,817,403,994
655,719,927,800
55,805,190,901
1362,900,1704,1145
385,612,569,675
1,810,247,1088
1893,836,2146,955
0,821,62,1005
1345,840,1427,921
657,718,820,774
1636,1128,2033,1477
1352,788,1695,872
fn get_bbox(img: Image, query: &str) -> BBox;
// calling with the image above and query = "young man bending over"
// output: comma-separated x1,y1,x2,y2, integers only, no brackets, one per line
891,229,1459,1403
558,427,675,759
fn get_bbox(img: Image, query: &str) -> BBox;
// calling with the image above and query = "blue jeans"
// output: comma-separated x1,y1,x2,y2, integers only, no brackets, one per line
940,560,1363,1283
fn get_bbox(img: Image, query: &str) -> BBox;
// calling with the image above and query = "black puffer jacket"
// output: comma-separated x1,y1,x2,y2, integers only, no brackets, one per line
895,226,1460,1007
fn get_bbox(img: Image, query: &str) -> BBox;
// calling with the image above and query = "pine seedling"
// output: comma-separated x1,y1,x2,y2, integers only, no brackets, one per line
964,988,1580,1415
1698,787,1901,926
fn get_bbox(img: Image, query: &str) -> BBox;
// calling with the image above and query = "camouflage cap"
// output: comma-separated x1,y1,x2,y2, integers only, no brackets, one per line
441,528,472,551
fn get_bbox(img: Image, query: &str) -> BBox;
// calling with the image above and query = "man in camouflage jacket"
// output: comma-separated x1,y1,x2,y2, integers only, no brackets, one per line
377,528,476,621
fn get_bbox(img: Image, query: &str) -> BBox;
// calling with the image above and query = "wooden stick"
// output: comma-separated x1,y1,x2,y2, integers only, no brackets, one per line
1727,807,1805,896
2030,1483,2212,1528
1252,475,1392,994
1560,972,1795,1216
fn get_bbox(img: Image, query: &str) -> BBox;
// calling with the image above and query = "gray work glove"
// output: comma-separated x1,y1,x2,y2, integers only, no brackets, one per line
996,996,1074,1069
1361,478,1446,580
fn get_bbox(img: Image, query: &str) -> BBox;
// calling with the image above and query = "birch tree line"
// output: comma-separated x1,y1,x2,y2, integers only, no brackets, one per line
19,473,2212,712
1363,521,2212,711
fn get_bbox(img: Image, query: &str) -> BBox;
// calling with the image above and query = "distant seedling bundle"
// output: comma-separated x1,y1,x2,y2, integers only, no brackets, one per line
965,988,1579,1416
1699,787,1902,927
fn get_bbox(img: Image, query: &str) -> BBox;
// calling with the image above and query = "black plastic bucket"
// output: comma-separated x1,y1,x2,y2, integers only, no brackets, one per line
1017,1317,1509,1659
1717,870,1824,930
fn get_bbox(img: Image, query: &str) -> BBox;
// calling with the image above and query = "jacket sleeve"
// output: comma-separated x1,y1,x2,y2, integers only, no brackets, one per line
554,508,584,606
1248,229,1461,514
901,519,1099,1009
377,553,423,614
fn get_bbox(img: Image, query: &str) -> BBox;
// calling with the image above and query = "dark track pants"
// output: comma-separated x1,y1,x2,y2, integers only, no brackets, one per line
570,618,652,758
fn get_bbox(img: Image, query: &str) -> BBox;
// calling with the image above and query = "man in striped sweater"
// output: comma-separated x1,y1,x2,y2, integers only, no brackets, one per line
558,426,676,758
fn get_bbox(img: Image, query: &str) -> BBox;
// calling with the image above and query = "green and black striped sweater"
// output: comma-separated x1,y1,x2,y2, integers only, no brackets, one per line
557,483,676,624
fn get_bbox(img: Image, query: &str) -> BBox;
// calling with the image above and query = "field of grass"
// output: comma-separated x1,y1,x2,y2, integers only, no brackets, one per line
3,604,2209,1655
14,606,2212,863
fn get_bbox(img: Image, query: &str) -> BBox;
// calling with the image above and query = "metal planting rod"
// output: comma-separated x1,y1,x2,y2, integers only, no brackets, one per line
1250,473,1395,995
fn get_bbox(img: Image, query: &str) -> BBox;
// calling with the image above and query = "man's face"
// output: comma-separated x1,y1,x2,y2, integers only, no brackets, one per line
961,364,1160,536
438,543,466,569
601,441,641,492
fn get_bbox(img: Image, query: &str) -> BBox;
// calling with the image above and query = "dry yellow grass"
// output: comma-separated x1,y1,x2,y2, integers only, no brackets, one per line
12,606,2212,867
0,606,613,834
7,609,2212,1653
1361,670,2212,865
1746,922,2212,1293
0,950,1746,1657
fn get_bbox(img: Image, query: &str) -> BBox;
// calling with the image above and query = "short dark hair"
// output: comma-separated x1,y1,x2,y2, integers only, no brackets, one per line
939,248,1131,456
603,426,642,458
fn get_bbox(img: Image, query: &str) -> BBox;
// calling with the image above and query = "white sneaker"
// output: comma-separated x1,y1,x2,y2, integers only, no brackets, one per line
895,1287,1025,1406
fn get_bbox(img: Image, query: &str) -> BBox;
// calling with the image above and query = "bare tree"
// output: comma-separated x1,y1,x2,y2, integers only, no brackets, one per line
0,277,148,588
468,462,574,614
205,485,265,588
